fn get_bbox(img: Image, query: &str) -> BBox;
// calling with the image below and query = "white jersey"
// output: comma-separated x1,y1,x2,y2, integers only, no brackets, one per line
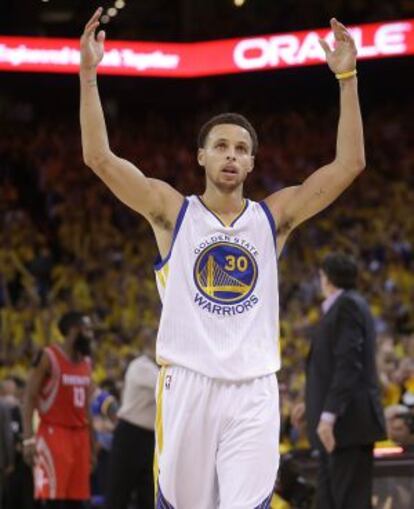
154,195,280,381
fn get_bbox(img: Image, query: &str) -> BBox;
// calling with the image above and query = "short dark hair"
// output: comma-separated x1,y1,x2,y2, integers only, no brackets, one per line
58,311,85,337
321,253,358,290
197,113,258,155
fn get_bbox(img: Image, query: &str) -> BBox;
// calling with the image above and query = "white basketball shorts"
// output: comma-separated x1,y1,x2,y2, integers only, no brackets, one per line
154,366,280,509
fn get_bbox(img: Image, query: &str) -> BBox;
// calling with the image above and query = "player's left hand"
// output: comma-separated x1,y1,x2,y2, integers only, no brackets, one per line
317,420,336,453
319,18,357,75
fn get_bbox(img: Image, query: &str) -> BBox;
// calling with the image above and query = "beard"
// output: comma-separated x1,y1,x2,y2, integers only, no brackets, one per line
210,174,245,193
74,333,92,356
215,181,241,192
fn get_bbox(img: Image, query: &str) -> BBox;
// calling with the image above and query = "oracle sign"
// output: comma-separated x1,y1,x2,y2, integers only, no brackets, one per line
233,22,413,70
0,19,413,77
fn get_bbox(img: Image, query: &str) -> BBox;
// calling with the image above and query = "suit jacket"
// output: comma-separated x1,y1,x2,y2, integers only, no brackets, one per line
305,290,386,449
0,400,14,470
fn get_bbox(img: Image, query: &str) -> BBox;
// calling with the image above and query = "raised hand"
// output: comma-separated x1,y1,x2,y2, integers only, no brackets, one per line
319,18,357,75
80,7,106,70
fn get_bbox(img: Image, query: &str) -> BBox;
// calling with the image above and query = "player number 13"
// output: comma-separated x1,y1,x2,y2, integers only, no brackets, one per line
73,387,85,408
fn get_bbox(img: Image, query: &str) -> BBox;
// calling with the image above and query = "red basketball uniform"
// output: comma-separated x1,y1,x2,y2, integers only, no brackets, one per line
34,344,92,500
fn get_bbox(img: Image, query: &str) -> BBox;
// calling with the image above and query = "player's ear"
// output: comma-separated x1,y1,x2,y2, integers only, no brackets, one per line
247,155,255,173
197,148,205,167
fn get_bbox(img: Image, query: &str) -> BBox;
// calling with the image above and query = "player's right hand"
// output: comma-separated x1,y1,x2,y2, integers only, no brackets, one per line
22,439,37,466
80,7,106,70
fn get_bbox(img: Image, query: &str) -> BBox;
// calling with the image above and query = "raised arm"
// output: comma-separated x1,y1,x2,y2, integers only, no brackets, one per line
79,9,182,227
265,19,365,256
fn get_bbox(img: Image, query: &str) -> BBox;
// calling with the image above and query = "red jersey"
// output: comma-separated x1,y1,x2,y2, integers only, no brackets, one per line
37,345,91,428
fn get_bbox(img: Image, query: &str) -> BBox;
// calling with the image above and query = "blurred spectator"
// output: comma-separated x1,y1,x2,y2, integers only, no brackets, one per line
384,404,414,451
0,390,14,508
1,376,34,509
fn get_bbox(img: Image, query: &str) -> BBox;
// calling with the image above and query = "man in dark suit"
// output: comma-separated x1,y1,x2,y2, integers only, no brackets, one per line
0,393,14,508
304,253,386,509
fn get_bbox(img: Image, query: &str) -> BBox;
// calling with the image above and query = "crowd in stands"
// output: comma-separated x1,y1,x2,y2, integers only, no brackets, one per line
0,95,413,460
185,0,414,42
6,0,414,42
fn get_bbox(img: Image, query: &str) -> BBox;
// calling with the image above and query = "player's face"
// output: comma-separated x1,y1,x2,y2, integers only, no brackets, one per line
198,124,254,191
73,316,94,355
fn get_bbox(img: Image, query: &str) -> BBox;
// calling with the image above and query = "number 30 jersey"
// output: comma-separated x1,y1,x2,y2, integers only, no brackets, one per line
38,345,91,428
155,195,280,381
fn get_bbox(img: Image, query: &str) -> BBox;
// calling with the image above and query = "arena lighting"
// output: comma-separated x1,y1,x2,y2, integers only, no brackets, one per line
234,0,246,7
104,0,124,26
374,446,404,457
0,18,413,77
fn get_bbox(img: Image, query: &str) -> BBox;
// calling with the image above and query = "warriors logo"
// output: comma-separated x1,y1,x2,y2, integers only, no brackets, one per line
194,242,258,305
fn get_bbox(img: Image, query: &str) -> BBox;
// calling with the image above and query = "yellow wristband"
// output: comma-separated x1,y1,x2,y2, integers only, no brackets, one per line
335,69,357,80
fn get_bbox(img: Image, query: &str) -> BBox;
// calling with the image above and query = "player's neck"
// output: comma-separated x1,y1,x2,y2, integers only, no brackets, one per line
323,285,341,300
60,342,83,363
201,187,244,215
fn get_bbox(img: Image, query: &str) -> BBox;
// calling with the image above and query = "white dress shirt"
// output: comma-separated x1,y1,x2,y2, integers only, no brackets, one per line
117,355,159,430
321,289,343,315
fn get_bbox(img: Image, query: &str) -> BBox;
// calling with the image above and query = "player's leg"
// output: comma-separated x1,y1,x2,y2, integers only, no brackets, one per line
155,366,219,509
216,375,280,509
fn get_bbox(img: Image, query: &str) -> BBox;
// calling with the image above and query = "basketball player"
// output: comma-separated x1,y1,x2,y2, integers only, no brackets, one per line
22,312,95,508
80,10,364,509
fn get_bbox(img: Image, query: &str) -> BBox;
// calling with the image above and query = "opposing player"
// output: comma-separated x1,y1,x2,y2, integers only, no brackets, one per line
22,312,95,508
80,10,364,509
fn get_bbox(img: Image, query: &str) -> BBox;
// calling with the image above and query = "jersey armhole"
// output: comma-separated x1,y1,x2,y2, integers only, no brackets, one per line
259,201,277,251
154,198,189,271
